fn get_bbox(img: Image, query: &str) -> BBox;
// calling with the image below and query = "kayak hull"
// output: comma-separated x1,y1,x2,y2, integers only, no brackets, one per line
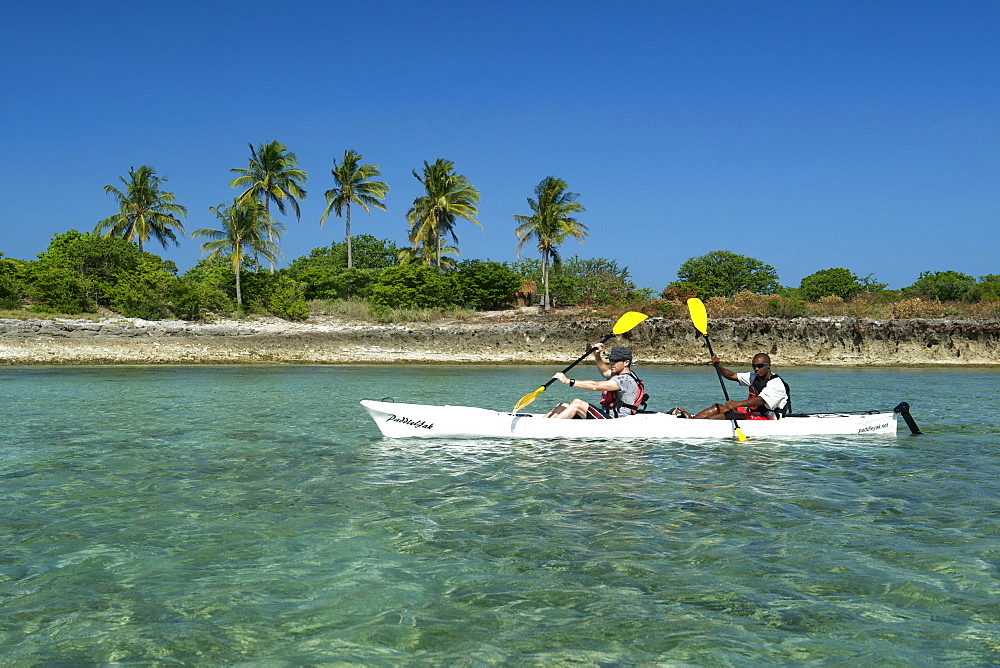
360,400,899,440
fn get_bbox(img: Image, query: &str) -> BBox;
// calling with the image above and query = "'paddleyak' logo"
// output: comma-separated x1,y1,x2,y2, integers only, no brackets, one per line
387,414,434,430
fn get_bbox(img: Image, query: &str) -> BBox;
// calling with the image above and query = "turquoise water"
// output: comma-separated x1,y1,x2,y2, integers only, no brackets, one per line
1,364,998,664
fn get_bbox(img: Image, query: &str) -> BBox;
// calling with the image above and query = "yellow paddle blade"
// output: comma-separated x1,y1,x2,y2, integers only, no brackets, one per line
735,426,748,442
612,311,649,335
513,386,546,412
687,298,708,336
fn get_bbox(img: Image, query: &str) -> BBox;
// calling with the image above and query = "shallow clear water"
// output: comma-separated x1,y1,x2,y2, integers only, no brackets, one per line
1,364,998,664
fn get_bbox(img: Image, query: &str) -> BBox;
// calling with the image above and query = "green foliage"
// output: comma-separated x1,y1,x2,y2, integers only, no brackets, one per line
0,253,28,309
27,230,179,316
181,257,307,320
672,250,780,298
283,235,399,300
343,235,400,270
455,260,524,310
903,270,976,301
507,256,647,308
799,267,886,301
562,256,639,307
106,255,178,319
765,296,808,318
242,272,309,321
317,268,384,300
171,277,234,321
967,275,1000,302
369,265,461,310
27,265,91,314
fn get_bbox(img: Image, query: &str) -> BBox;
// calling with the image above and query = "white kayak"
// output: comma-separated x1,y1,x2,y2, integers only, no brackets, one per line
360,400,915,440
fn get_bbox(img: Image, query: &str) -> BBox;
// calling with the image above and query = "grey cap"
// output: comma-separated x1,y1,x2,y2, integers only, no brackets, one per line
608,346,633,362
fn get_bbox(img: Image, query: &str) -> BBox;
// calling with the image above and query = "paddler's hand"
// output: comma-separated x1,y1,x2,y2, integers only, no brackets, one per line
708,354,721,366
553,372,570,384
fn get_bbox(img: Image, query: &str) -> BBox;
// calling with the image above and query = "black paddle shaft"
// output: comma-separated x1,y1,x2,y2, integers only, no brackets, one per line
702,334,733,402
540,332,618,390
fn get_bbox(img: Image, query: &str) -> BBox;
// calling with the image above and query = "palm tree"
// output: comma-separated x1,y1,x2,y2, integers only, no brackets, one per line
95,165,187,252
406,159,480,267
513,176,587,310
397,241,460,268
319,150,389,269
192,198,278,307
229,140,307,269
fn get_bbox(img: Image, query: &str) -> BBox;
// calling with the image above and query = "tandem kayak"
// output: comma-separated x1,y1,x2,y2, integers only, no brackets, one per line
360,400,920,440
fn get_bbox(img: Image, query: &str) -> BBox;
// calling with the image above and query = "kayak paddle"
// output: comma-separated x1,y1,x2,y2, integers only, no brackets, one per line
513,310,648,412
687,297,748,442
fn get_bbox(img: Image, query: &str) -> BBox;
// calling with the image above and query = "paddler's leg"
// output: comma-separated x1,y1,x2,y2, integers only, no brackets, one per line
548,398,591,419
693,403,741,420
545,403,569,418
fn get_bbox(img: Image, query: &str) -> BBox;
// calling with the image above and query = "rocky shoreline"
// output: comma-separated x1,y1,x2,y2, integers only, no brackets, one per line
1,314,998,366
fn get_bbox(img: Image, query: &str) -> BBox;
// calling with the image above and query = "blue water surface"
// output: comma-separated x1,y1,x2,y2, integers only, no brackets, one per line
1,364,998,664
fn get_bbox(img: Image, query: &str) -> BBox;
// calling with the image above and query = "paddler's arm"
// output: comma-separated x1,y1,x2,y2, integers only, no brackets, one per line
724,396,767,410
709,355,738,381
552,372,620,392
592,343,613,379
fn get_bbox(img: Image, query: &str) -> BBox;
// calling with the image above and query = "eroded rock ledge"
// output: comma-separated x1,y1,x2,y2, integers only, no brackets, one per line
0,316,997,366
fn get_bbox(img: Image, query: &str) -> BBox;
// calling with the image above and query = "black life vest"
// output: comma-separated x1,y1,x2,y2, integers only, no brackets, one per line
748,373,791,418
600,371,649,415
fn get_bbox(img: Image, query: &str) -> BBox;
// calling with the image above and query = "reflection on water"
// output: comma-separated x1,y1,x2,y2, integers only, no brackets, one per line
0,365,998,663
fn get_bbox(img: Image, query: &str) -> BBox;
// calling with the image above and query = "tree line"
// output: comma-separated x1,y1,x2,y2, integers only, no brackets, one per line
0,139,995,320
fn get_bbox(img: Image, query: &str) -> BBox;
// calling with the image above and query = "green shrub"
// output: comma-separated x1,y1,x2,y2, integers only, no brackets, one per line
765,296,807,318
456,260,523,310
26,230,181,317
0,254,27,309
241,272,309,321
799,267,884,301
672,250,780,298
171,278,233,320
903,270,976,302
28,265,93,314
564,257,639,306
369,265,461,310
284,235,400,299
967,275,1000,302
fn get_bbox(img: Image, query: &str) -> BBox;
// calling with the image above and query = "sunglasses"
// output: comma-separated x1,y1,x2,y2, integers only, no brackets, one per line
752,363,769,369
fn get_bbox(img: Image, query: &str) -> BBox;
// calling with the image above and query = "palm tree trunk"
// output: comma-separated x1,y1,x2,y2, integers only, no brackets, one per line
346,204,353,269
234,252,243,307
542,249,550,310
265,198,275,272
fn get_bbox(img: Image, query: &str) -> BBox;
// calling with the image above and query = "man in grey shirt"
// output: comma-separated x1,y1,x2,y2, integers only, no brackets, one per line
546,345,646,419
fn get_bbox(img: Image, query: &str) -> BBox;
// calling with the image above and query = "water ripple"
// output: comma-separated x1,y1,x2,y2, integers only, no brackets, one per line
1,365,998,663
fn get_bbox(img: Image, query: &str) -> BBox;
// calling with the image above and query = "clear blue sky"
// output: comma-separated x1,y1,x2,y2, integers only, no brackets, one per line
2,0,997,291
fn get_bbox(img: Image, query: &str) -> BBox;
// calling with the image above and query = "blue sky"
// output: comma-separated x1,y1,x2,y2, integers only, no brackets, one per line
2,0,997,291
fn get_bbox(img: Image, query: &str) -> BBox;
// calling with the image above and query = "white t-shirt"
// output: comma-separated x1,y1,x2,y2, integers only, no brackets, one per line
736,372,788,418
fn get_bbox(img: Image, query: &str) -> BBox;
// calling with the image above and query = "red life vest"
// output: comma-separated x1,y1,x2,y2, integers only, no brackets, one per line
600,372,648,415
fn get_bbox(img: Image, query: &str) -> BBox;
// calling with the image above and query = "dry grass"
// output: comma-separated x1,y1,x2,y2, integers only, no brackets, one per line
629,293,1000,321
0,309,103,321
307,299,479,324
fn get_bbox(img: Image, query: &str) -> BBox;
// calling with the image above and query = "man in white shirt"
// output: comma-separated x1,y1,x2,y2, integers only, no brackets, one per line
673,353,789,420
